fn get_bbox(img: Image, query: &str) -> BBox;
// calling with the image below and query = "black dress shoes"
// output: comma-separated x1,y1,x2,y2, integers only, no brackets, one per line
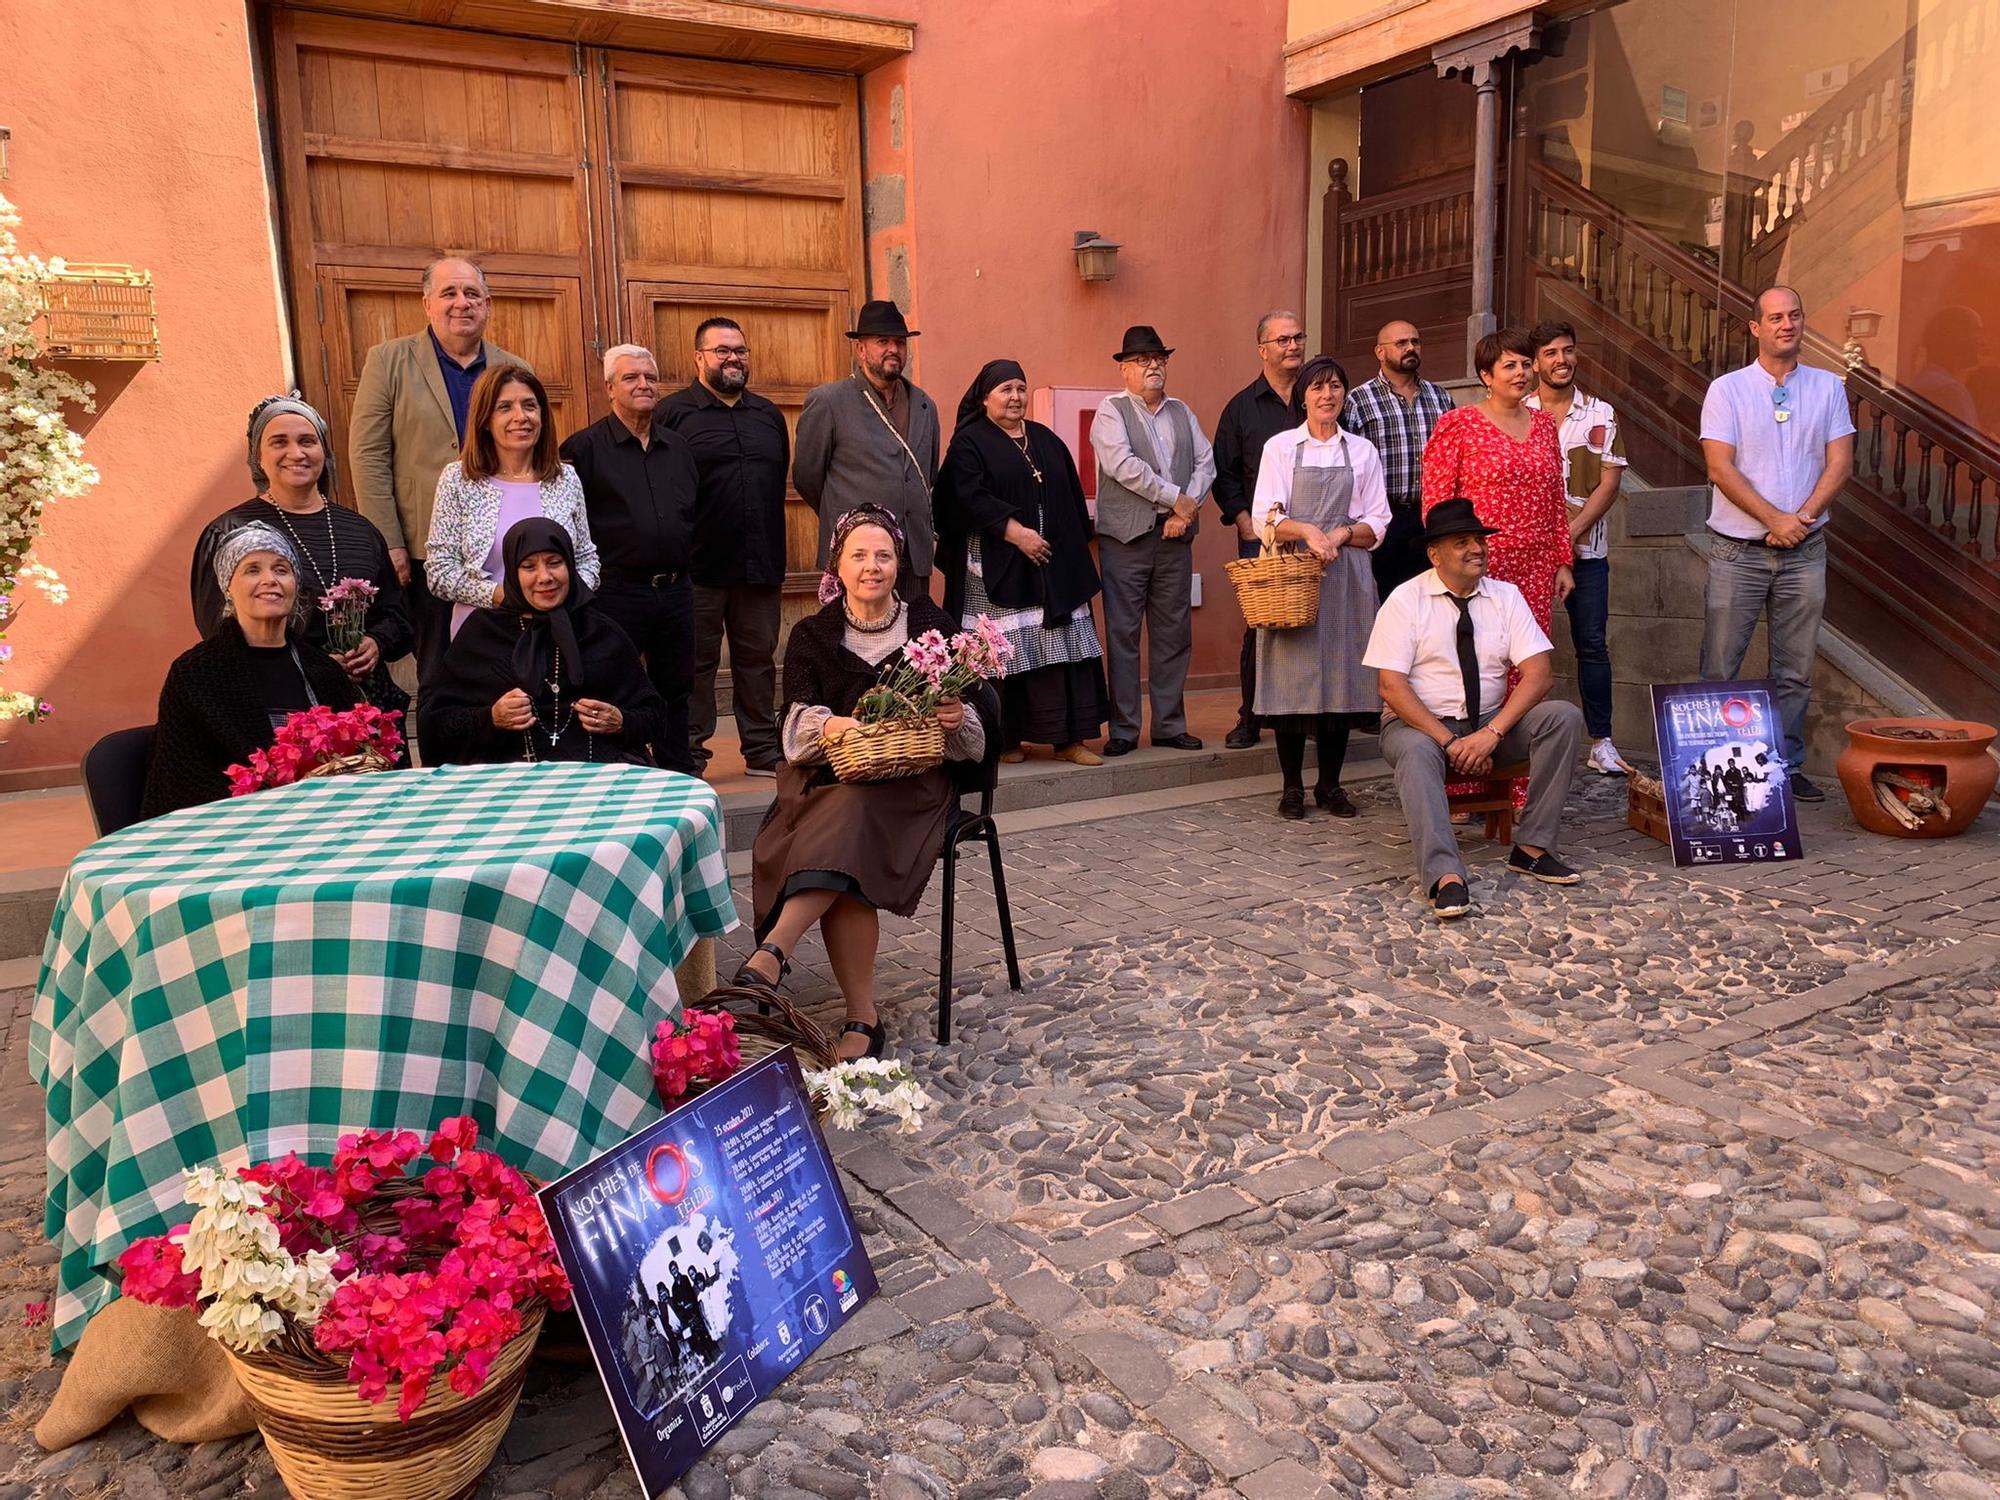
1314,785,1358,818
1151,733,1203,750
1224,721,1260,750
1103,737,1138,757
1278,788,1306,820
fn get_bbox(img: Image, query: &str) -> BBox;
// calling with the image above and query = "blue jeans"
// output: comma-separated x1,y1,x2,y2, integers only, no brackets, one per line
1699,530,1826,769
1564,556,1612,739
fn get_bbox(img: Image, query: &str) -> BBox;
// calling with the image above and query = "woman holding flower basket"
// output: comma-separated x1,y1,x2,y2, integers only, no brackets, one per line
744,506,1003,1060
142,525,361,817
190,395,412,722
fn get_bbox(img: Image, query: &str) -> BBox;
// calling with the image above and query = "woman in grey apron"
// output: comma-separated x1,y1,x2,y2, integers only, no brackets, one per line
1250,356,1394,820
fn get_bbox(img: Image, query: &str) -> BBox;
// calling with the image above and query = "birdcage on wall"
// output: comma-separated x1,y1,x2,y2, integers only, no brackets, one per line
39,263,160,360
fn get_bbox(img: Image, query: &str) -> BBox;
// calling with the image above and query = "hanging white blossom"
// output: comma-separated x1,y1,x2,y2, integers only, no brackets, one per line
805,1058,935,1135
0,192,98,724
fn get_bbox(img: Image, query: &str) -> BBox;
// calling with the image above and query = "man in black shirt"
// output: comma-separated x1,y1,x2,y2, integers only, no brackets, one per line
659,317,793,777
560,345,701,772
1212,310,1307,749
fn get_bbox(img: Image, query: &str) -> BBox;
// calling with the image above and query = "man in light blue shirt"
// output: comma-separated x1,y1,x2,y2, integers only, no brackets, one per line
1698,286,1855,800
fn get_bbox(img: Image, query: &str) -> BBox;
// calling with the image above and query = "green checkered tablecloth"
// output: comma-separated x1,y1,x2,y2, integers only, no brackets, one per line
30,761,737,1351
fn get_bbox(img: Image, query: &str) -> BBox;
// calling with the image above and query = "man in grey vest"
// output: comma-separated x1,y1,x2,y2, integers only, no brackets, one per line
1090,325,1217,755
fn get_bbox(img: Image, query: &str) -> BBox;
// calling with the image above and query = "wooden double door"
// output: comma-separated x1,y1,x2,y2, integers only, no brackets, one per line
266,9,864,592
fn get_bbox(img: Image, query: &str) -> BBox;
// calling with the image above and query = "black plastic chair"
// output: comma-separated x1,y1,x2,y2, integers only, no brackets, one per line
81,724,157,837
937,685,1021,1043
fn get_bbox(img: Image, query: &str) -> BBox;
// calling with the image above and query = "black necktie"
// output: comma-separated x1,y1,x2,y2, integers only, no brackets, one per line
1449,594,1480,725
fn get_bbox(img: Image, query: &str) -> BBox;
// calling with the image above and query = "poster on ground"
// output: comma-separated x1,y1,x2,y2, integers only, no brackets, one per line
539,1047,878,1498
1650,679,1805,867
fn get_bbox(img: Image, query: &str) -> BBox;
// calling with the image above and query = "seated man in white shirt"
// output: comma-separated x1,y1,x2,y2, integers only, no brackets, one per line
1362,498,1586,919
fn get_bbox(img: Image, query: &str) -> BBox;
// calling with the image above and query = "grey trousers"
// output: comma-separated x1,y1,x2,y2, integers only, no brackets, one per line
1099,529,1194,741
1380,700,1585,891
691,583,783,771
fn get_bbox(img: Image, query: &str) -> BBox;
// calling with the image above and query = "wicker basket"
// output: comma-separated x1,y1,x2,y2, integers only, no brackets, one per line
683,984,838,1118
224,1302,545,1500
303,745,394,780
823,716,946,783
1226,521,1321,630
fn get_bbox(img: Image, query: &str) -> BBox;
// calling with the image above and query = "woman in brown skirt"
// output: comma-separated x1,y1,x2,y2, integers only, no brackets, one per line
739,506,988,1059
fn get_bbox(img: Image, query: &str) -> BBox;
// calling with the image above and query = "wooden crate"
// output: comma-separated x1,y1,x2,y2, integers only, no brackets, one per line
39,264,160,360
1628,774,1670,844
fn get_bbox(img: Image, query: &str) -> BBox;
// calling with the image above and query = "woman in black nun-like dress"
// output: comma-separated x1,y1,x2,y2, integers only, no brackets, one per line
935,358,1108,764
419,517,666,766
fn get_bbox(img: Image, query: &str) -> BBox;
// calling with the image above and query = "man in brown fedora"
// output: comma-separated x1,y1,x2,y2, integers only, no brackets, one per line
794,299,940,600
1089,325,1216,755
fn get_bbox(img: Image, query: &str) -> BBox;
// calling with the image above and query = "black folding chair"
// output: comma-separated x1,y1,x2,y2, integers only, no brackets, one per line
936,684,1021,1043
81,724,157,837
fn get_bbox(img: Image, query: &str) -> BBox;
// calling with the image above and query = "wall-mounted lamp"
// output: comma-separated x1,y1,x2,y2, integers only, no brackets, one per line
1843,306,1883,374
1073,230,1121,284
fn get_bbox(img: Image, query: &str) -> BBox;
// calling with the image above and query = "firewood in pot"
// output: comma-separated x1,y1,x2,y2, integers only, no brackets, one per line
1871,779,1925,830
1874,770,1953,822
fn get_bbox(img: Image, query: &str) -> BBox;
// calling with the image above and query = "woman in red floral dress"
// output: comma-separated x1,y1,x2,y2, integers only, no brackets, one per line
1422,327,1575,804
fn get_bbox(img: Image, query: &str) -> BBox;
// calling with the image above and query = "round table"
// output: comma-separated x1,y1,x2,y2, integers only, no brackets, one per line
30,761,738,1351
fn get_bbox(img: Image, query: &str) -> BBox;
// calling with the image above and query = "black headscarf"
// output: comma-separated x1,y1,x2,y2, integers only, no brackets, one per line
954,359,1027,429
935,360,1100,626
498,516,592,693
417,517,667,765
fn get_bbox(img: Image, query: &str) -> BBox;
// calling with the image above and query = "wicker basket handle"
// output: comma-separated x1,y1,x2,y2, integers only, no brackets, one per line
692,982,837,1065
1261,514,1287,557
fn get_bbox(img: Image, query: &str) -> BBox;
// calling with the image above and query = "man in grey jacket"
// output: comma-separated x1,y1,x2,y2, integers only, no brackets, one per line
793,300,939,601
1090,325,1217,755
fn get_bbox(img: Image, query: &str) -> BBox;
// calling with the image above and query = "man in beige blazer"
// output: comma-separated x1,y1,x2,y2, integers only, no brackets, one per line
348,256,525,681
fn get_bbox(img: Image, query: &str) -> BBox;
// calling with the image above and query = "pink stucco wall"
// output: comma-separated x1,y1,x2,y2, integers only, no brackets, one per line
0,0,291,785
853,0,1311,683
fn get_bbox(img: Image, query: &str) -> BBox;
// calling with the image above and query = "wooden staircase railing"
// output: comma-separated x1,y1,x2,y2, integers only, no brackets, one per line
1525,160,2000,715
1735,0,1998,288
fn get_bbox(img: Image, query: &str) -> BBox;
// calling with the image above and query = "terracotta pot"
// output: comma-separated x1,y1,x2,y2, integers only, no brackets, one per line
1836,717,1999,838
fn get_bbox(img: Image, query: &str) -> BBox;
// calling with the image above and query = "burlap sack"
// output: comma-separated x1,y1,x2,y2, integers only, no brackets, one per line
676,936,717,1002
34,1298,256,1449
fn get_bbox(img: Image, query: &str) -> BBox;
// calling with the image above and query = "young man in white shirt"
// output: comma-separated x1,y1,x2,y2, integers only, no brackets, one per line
1526,320,1628,777
1698,286,1855,801
1362,499,1587,920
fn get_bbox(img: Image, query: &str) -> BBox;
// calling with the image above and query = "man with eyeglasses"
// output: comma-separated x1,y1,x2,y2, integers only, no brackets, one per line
349,256,526,684
1090,324,1217,755
1212,310,1308,749
1341,319,1455,598
661,317,792,777
1697,285,1855,801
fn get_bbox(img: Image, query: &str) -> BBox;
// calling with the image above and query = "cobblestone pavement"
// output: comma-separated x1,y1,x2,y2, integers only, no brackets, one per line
4,770,2000,1500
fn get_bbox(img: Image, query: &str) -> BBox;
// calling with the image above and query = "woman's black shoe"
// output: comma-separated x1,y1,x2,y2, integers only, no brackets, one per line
730,941,791,993
840,1018,887,1059
1278,788,1307,820
1314,785,1358,818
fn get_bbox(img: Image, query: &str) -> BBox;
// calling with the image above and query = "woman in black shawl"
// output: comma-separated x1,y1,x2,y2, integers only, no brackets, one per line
419,517,665,765
936,359,1108,763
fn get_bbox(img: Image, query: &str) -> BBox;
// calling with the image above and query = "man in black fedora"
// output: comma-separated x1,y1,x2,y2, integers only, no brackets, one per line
1362,498,1585,920
1089,324,1216,755
794,299,940,600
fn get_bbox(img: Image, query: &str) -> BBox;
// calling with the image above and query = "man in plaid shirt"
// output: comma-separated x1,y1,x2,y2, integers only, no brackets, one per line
1341,319,1455,597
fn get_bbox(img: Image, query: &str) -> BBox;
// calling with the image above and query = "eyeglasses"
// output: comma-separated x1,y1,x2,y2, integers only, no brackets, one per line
1261,334,1307,348
1126,354,1169,368
701,345,750,361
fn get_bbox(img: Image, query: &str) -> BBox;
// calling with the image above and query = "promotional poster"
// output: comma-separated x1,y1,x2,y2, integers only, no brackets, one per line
1650,680,1804,867
538,1047,878,1498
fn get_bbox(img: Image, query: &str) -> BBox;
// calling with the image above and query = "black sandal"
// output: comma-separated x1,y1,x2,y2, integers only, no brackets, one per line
839,1018,886,1060
730,941,790,993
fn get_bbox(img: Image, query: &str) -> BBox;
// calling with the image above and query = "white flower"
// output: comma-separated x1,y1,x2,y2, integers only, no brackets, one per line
805,1061,935,1135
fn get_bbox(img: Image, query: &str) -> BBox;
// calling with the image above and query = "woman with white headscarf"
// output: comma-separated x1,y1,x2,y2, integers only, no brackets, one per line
142,523,359,819
190,394,412,713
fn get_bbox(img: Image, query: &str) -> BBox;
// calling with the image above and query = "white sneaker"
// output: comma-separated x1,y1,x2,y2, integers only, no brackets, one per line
1588,738,1626,776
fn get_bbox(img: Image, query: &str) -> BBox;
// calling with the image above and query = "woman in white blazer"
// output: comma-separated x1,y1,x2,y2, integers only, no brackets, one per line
424,364,600,644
